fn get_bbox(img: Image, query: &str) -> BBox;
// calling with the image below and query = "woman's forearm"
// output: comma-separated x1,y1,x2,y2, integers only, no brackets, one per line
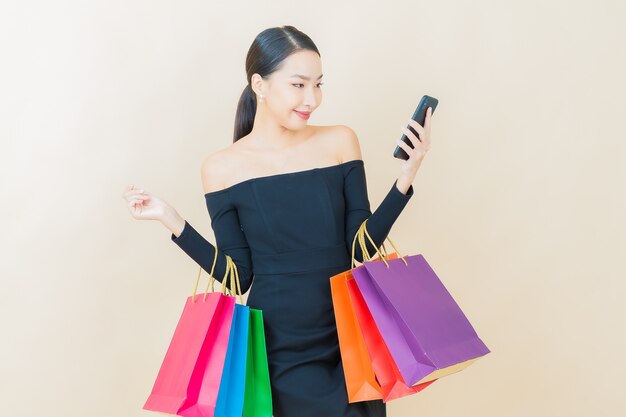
161,207,186,237
395,172,415,195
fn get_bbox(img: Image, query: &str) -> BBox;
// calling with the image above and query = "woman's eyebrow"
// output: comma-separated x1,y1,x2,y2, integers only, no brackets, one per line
290,74,324,80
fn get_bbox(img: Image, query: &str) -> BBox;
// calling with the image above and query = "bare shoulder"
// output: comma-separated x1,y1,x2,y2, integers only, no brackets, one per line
324,124,363,162
200,147,237,194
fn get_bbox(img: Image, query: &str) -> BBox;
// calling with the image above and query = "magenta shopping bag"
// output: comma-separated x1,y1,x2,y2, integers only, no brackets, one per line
353,219,491,387
177,295,235,417
143,251,237,416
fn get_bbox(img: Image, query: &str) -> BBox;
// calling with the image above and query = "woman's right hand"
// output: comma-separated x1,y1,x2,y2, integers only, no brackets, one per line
121,184,170,221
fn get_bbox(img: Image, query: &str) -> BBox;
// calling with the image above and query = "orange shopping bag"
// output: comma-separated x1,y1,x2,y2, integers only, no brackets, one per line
330,221,434,403
330,268,382,403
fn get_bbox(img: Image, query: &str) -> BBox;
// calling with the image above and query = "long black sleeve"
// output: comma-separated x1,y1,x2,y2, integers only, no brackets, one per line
343,160,414,263
170,189,254,294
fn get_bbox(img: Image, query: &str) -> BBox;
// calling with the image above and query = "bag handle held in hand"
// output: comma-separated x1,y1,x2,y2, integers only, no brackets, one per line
357,221,389,262
354,219,409,269
191,246,244,304
351,220,388,268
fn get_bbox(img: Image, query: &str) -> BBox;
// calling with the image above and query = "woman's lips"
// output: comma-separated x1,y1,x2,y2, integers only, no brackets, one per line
294,110,311,120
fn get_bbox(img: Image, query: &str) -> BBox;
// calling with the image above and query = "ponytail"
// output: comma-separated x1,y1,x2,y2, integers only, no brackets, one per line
233,84,257,143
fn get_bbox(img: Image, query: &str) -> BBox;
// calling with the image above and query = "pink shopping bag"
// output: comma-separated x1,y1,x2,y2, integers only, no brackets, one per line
143,251,237,416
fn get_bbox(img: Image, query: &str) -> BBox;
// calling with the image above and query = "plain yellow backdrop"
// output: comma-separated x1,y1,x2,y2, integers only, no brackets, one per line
1,0,624,416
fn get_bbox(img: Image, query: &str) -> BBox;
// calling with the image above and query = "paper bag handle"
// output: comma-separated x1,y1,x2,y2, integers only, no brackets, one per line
191,247,244,304
352,219,408,269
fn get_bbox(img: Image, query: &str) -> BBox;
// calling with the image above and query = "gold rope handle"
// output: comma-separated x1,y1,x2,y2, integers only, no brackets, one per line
350,222,387,269
351,220,375,267
222,256,234,295
190,247,244,304
224,255,244,305
192,245,220,303
358,222,372,262
379,236,390,258
360,218,409,268
351,219,390,268
231,257,244,305
351,221,373,267
357,220,391,261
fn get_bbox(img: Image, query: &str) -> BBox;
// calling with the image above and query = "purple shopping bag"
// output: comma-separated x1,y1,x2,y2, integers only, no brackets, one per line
353,219,490,387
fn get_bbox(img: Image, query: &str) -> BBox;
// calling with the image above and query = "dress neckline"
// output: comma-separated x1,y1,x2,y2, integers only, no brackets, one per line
204,159,364,197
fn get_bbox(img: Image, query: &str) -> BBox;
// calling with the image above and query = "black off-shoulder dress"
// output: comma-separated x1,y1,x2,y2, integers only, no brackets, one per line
171,159,413,417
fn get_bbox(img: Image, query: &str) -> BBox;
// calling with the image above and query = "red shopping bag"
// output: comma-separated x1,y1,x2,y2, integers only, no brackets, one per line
347,277,436,401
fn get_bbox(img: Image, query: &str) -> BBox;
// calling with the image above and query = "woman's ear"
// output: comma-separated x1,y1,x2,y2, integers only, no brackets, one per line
250,73,265,97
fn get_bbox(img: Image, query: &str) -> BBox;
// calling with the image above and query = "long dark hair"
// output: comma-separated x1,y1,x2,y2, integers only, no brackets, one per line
233,25,321,143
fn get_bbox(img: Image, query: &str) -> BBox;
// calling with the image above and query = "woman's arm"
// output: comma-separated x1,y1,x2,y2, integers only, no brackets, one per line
170,152,254,294
162,207,186,237
343,161,414,262
333,124,422,262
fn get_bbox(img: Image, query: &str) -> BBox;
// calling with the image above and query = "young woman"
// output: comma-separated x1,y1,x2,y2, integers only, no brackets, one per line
122,25,432,417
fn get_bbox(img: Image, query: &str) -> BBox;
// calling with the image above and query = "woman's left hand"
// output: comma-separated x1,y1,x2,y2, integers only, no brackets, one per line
396,106,433,179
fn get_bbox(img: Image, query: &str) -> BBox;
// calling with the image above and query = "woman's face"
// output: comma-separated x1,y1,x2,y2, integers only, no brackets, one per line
253,49,323,131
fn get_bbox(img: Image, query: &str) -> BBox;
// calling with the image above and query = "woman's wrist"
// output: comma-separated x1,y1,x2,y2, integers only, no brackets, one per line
161,207,186,237
395,173,415,195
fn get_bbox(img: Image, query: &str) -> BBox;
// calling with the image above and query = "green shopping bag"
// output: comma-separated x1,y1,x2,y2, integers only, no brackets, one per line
243,308,273,417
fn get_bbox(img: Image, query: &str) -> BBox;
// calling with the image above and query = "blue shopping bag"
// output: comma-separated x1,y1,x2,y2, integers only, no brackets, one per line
215,303,250,417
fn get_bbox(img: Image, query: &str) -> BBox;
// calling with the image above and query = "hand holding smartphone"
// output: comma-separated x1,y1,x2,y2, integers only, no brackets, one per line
393,95,438,160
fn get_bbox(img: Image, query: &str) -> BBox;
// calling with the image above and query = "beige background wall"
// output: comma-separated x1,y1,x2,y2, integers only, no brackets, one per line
1,0,624,416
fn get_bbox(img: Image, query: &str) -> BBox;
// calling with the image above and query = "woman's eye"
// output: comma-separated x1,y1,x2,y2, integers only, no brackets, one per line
292,83,324,88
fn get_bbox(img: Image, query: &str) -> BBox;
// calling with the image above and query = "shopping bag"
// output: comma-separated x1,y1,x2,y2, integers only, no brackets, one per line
215,257,251,417
242,308,273,417
176,257,240,417
143,248,235,416
345,227,435,402
330,268,382,402
347,277,436,402
353,219,491,387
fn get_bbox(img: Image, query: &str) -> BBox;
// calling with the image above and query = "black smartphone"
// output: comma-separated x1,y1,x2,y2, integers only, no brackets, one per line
393,95,438,160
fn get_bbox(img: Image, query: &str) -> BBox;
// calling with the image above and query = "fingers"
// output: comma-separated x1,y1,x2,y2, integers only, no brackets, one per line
128,195,145,204
129,195,149,209
424,107,432,132
400,125,420,146
424,107,432,144
396,136,416,158
406,118,425,138
122,184,146,199
403,108,434,148
123,184,151,215
129,195,150,203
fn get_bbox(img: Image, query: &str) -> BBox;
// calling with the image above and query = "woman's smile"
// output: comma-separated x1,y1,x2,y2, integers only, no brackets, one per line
294,110,311,120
